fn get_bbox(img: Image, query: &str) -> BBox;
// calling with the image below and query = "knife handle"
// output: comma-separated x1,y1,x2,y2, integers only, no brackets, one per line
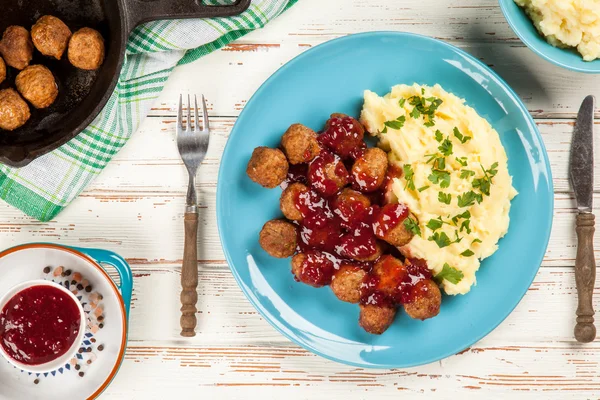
574,213,596,343
180,210,199,337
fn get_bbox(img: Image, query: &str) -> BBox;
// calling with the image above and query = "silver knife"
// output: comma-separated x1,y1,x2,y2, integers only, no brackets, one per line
569,95,596,343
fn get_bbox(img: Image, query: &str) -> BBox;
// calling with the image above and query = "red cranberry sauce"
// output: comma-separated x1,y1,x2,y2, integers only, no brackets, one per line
360,256,432,307
373,203,410,238
0,285,81,366
318,116,365,159
283,115,428,305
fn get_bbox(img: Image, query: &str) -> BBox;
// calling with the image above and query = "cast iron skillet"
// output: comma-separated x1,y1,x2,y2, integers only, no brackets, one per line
0,0,251,167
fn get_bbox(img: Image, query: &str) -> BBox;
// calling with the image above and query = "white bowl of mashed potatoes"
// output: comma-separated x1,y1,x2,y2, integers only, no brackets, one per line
500,0,600,73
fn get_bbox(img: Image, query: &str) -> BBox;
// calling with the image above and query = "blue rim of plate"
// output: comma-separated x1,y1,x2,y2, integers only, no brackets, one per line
499,0,600,74
216,31,554,369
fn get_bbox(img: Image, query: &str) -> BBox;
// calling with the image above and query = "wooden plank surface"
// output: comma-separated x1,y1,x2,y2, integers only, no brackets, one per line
2,0,600,398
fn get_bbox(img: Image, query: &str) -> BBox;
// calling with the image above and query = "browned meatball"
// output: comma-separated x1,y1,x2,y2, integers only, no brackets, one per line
347,240,385,263
0,26,34,70
333,188,371,229
0,89,30,131
16,65,58,109
330,265,366,303
359,304,396,335
404,279,442,320
351,147,388,192
31,16,72,60
280,182,309,221
307,152,349,196
321,113,366,159
371,255,405,298
0,57,5,84
259,219,297,258
247,147,289,188
374,204,417,247
68,27,105,70
291,251,335,287
281,124,321,164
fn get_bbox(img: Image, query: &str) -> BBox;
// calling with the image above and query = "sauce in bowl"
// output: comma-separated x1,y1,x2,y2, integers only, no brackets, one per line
0,284,82,366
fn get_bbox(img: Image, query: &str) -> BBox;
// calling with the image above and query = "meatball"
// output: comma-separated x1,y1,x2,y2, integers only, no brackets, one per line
359,304,396,335
281,124,321,164
330,264,366,303
259,219,297,258
320,114,366,158
0,89,30,131
31,16,72,60
374,204,417,247
68,27,105,70
280,182,309,221
404,279,442,320
291,251,335,287
340,234,385,262
351,147,388,192
307,151,349,196
371,255,405,298
16,65,58,109
0,26,34,70
247,147,289,188
333,188,371,229
0,57,5,85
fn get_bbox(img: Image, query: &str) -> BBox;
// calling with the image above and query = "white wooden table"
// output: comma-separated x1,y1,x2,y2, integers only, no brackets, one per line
2,1,600,398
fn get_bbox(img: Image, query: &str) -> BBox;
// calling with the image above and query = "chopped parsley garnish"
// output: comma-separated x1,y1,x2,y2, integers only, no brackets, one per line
438,192,451,205
460,169,475,179
403,216,421,237
403,164,416,191
457,191,482,208
426,217,444,231
472,238,482,244
407,94,443,126
384,115,406,131
451,210,471,224
461,249,475,257
399,98,406,108
456,157,468,167
428,170,451,188
435,130,444,142
438,137,453,157
428,231,462,248
417,185,430,192
435,263,464,284
453,127,472,144
472,162,499,196
459,219,471,234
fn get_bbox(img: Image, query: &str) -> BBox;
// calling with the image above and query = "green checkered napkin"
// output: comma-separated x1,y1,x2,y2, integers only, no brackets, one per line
0,0,297,222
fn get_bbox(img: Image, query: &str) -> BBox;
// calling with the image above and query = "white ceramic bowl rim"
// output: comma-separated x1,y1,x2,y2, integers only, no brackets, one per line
0,279,87,373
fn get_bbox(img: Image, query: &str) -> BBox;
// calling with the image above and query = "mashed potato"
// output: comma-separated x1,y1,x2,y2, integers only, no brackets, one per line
361,84,517,295
515,0,600,61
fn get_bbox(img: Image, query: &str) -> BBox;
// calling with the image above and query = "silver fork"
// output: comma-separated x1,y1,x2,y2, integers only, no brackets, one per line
176,94,210,337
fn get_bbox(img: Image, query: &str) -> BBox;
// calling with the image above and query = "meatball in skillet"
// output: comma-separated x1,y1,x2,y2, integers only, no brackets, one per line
359,303,396,335
0,26,34,70
281,124,321,164
351,147,388,192
16,65,58,109
0,57,5,85
31,16,72,60
247,147,289,188
330,264,366,303
259,219,297,258
0,88,30,131
68,27,105,70
280,182,309,221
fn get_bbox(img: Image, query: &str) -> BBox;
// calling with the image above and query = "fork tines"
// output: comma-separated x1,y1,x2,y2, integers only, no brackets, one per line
177,94,210,133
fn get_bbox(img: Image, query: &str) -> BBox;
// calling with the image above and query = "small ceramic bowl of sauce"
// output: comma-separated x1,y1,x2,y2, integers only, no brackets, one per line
0,280,86,373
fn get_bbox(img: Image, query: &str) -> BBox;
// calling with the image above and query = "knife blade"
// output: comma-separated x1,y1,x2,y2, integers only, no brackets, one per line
570,95,595,213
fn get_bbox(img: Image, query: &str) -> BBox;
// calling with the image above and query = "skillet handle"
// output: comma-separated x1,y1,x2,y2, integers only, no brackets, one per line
127,0,252,28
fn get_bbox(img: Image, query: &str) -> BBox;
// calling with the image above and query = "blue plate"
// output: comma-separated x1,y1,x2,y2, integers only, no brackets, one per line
217,32,554,368
499,0,600,73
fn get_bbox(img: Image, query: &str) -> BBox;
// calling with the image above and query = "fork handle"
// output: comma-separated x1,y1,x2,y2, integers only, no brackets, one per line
181,209,199,337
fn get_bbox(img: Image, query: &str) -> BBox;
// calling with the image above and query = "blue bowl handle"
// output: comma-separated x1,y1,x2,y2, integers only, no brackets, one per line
70,246,133,317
